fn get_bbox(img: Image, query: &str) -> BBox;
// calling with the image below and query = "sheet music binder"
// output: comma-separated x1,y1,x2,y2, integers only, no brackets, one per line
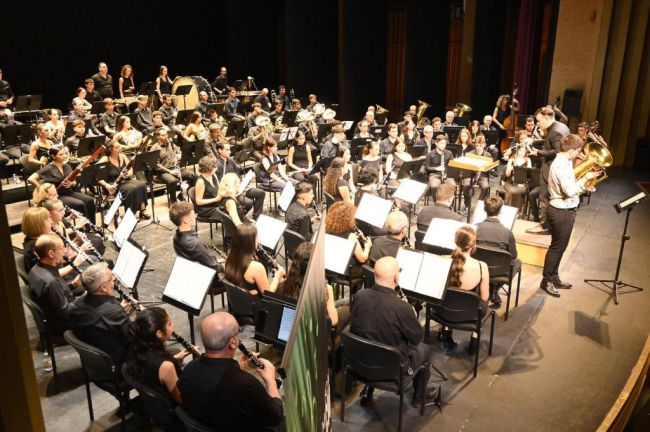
396,248,452,301
162,256,217,316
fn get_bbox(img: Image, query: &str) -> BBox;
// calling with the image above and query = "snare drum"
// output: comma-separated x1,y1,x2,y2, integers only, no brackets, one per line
172,76,213,110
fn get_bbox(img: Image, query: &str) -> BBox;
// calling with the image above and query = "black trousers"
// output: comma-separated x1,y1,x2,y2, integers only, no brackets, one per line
61,191,96,222
539,175,550,227
543,206,576,283
239,187,265,220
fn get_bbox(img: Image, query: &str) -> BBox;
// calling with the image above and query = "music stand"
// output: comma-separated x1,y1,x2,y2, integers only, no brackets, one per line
225,119,245,138
446,164,477,220
90,101,106,115
481,130,500,147
139,81,155,97
215,102,225,117
371,126,387,140
174,85,193,111
133,150,171,231
396,159,424,180
283,110,298,127
180,140,203,174
317,124,332,142
113,238,150,300
14,94,43,111
443,125,463,144
349,145,365,163
456,117,470,127
175,109,193,127
584,191,647,304
77,136,106,158
407,145,426,158
162,256,217,344
446,143,462,158
351,137,372,149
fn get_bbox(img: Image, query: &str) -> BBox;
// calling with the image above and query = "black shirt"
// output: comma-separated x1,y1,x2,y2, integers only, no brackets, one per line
424,149,453,174
476,217,518,259
350,284,423,361
37,163,77,195
368,236,402,265
173,230,222,269
416,203,462,231
100,111,119,135
286,201,312,239
212,76,228,94
214,156,242,180
178,356,284,431
91,73,114,98
70,294,130,367
159,104,177,126
0,79,14,102
134,107,155,133
27,262,75,336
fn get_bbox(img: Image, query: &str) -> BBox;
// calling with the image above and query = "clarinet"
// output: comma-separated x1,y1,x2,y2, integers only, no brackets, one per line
63,219,103,261
172,331,201,357
395,285,409,303
311,201,321,218
53,229,93,265
63,255,83,274
238,342,264,369
65,206,105,237
208,244,228,260
402,235,413,249
114,283,144,312
256,245,279,276
354,227,368,249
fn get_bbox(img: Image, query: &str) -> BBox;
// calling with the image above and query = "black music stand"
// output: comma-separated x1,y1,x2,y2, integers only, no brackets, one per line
317,123,332,142
180,140,204,173
396,159,424,181
446,143,462,158
283,110,299,127
349,145,365,163
446,165,477,222
77,136,105,158
584,192,647,305
481,130,500,147
225,119,245,138
371,125,387,140
14,94,43,112
90,101,106,115
351,137,372,149
134,150,171,231
443,125,463,144
175,109,193,127
407,145,426,158
174,84,193,111
456,117,470,127
139,81,155,97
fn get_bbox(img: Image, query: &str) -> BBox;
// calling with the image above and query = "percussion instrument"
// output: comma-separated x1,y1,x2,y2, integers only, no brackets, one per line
172,76,215,110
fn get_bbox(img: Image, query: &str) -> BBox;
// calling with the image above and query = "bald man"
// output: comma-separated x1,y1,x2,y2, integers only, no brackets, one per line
368,211,409,265
179,312,283,430
351,257,437,407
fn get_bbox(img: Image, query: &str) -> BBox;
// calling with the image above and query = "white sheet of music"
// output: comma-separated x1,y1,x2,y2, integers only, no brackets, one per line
163,256,216,310
239,170,255,194
113,240,147,289
255,214,288,250
103,191,122,226
392,179,428,204
396,248,424,292
471,200,518,230
324,234,355,274
355,193,393,228
415,253,452,299
278,181,296,211
423,218,473,250
112,208,137,248
280,127,299,142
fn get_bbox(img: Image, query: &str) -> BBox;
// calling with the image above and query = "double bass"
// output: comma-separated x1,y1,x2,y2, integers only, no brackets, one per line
499,83,519,154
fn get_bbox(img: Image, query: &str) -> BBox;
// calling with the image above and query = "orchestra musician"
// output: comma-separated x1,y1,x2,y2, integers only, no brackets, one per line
170,201,225,271
425,134,455,202
306,94,319,112
324,156,353,204
224,87,241,121
359,141,382,180
32,182,59,207
396,111,413,131
259,141,292,192
155,65,174,98
28,146,97,220
68,100,101,135
320,124,348,158
431,117,443,133
540,134,600,297
72,87,92,112
183,111,207,142
469,120,481,143
269,99,284,124
416,183,462,231
461,134,492,213
64,120,91,156
368,211,409,265
118,64,135,99
203,108,222,129
254,88,271,110
28,124,54,167
286,129,318,191
502,140,533,211
197,91,209,116
217,173,250,226
385,139,412,187
194,156,223,222
399,119,419,148
84,78,102,104
491,95,511,131
211,66,228,96
245,102,265,130
43,197,103,255
224,224,286,296
44,109,65,144
178,312,284,431
113,115,143,152
134,95,155,134
325,201,371,282
22,207,54,273
353,120,374,140
379,123,399,159
291,98,302,111
0,68,15,108
97,141,150,219
415,125,435,153
91,62,113,98
456,127,475,156
285,182,318,240
442,110,457,128
159,94,177,127
99,98,119,138
276,85,291,111
126,307,191,406
150,129,193,205
526,106,570,234
354,111,377,135
151,111,171,135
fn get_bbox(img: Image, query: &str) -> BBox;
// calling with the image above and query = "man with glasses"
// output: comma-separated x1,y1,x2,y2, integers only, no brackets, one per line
179,312,284,430
27,234,77,336
70,262,132,368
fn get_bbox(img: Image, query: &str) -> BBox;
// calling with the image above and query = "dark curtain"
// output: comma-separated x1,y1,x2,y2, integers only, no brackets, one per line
513,0,542,114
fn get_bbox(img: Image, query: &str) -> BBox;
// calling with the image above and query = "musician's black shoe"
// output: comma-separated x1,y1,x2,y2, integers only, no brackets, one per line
359,386,374,406
489,289,502,309
541,280,560,297
553,279,572,289
139,212,152,221
440,329,457,350
467,336,479,356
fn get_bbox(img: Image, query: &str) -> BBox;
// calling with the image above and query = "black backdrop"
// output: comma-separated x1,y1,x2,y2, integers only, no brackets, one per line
0,0,510,123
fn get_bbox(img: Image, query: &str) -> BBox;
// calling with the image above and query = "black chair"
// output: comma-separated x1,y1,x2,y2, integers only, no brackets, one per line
63,330,132,429
252,163,278,214
414,230,453,255
283,229,307,263
340,331,426,432
215,208,236,253
473,245,522,321
15,254,29,285
427,288,495,377
222,279,256,326
188,186,220,239
20,285,65,390
362,263,375,289
121,364,179,431
324,191,338,210
174,406,216,432
1,123,32,159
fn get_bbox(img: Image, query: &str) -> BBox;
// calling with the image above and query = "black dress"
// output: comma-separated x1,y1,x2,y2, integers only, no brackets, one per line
158,77,173,96
37,163,97,221
106,156,147,214
139,350,181,405
289,144,318,190
195,174,221,220
218,196,248,224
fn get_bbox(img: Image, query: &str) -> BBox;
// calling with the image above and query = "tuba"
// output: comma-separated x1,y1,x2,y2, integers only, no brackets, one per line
455,102,472,117
416,100,431,126
376,104,389,114
574,142,612,191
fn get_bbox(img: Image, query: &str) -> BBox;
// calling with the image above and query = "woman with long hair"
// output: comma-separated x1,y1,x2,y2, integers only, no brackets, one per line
286,129,318,191
385,139,412,186
469,120,481,143
126,307,191,405
323,157,351,204
224,224,285,295
399,120,419,147
455,127,474,156
325,201,371,280
359,141,382,180
441,226,489,355
28,123,54,167
184,111,207,142
119,64,135,99
155,65,173,98
21,207,53,272
502,138,533,210
113,115,143,152
72,87,92,112
194,155,222,221
217,172,249,225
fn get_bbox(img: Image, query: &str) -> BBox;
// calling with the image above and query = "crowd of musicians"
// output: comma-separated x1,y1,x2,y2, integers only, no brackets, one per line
5,61,607,429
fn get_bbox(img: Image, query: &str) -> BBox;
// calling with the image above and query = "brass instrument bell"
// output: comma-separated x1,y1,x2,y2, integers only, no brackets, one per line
455,102,472,117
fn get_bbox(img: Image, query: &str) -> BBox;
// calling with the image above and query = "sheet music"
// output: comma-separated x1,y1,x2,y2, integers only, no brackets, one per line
324,234,355,274
395,248,424,292
103,192,122,226
355,193,393,228
255,214,288,250
342,121,353,131
471,200,518,230
278,306,296,342
414,253,452,299
163,256,216,310
280,127,298,142
112,208,137,248
278,181,295,211
423,218,473,250
392,179,428,204
239,169,255,194
113,240,147,289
